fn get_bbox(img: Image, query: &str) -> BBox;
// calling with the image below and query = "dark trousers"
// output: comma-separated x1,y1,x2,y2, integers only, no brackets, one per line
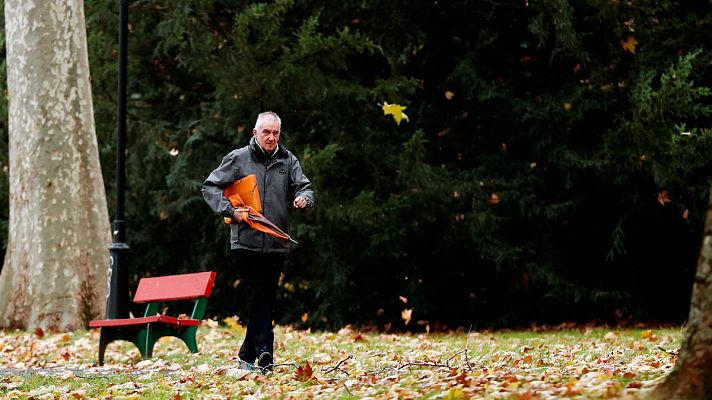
231,249,284,363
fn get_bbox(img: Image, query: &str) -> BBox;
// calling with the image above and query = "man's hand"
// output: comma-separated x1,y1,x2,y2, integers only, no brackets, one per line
293,196,308,209
232,208,244,222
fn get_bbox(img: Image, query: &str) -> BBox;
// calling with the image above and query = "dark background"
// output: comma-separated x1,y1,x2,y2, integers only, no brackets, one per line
0,0,710,330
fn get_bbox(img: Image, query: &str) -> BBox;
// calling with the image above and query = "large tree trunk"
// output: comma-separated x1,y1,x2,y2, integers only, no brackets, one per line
0,0,111,331
648,187,712,399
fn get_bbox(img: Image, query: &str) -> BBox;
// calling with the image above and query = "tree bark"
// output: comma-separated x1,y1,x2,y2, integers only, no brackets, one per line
0,0,111,331
648,187,712,399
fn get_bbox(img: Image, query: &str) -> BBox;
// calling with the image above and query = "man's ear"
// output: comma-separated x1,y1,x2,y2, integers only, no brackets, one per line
252,128,257,137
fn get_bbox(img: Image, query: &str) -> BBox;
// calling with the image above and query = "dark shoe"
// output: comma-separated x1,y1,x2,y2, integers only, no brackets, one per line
257,351,273,373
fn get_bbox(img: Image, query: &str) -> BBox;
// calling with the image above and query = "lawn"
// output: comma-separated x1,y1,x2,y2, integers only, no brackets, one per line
0,321,682,399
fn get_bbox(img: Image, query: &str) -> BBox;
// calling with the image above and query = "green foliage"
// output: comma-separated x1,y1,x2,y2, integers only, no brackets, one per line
0,0,710,327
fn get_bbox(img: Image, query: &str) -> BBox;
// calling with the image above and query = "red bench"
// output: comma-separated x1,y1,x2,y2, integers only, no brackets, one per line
89,271,216,365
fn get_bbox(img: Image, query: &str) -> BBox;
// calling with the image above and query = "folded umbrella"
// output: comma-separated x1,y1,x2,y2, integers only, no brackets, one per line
231,203,298,245
224,174,262,212
222,183,298,244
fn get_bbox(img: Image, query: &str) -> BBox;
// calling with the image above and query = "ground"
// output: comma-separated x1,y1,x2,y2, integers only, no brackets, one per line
0,321,682,399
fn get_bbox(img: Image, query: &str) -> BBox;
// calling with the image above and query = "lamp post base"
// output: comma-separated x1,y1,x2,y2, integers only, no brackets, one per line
106,241,130,319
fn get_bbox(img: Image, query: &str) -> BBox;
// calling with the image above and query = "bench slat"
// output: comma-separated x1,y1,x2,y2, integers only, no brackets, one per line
89,315,200,328
133,271,216,303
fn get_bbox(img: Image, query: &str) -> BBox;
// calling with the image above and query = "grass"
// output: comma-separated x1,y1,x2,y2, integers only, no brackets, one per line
0,322,683,399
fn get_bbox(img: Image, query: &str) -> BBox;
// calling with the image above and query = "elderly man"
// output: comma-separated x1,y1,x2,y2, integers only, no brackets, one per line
202,111,314,372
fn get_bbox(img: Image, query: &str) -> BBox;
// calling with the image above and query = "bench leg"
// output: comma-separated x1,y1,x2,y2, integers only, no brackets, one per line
135,325,155,359
130,325,200,360
98,329,114,366
179,326,199,353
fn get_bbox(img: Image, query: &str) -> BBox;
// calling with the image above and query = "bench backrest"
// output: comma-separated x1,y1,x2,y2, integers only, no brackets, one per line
133,271,216,304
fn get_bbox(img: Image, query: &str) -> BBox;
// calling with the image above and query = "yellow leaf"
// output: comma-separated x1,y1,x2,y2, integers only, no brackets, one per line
401,308,413,325
381,102,410,125
443,388,464,400
621,36,638,54
223,316,245,335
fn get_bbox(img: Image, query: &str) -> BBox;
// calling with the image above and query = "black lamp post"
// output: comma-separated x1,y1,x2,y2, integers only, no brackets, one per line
106,0,130,319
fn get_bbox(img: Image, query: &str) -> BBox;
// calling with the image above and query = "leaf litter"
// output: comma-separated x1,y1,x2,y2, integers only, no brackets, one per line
0,321,681,399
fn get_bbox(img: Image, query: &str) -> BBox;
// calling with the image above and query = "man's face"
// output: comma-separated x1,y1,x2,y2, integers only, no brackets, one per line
253,118,281,153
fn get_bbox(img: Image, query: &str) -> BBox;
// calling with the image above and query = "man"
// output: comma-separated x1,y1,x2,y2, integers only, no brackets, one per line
202,111,314,372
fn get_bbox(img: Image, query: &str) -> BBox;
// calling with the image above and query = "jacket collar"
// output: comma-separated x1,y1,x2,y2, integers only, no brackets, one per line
249,136,285,161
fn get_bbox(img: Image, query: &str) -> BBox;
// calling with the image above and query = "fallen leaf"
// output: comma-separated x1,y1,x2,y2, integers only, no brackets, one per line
295,362,314,382
352,334,366,342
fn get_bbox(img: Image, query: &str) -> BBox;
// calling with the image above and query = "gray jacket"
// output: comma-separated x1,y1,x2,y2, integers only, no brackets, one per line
202,137,314,252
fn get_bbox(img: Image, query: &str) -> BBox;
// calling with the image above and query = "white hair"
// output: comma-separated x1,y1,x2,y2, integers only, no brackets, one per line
254,111,281,130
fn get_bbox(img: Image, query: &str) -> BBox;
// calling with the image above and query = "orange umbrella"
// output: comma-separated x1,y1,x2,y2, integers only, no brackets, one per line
223,181,298,244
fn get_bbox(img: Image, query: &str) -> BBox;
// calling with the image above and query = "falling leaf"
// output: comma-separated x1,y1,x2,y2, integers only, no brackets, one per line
301,313,309,323
398,296,408,304
621,37,638,53
489,193,501,205
401,308,413,325
563,102,572,111
381,102,410,125
437,128,451,137
444,91,455,100
223,316,244,335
